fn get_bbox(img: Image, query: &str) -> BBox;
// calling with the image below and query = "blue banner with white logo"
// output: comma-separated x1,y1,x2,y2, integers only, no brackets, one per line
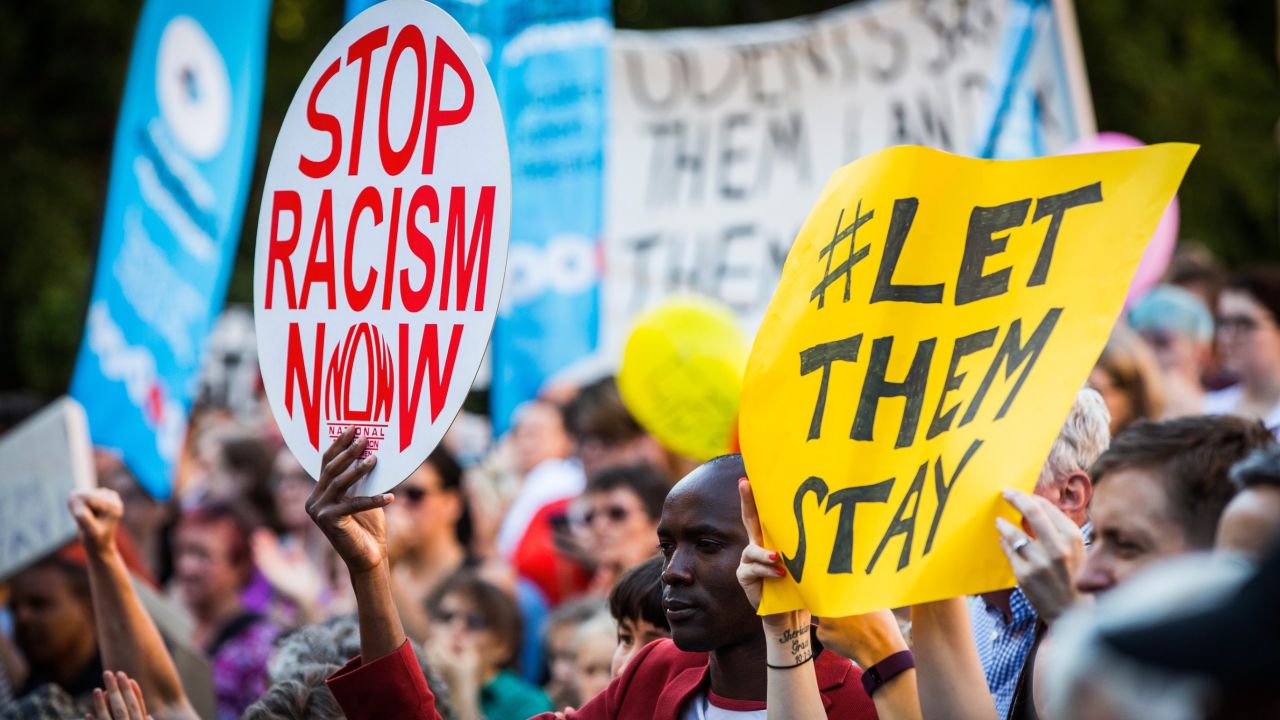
69,0,271,499
490,0,609,433
347,0,608,434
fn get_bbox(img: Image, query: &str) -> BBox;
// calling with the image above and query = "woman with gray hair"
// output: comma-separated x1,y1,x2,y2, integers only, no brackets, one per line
243,615,457,720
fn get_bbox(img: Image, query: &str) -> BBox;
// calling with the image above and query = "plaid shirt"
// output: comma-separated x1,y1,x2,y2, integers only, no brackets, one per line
970,522,1092,719
969,589,1038,719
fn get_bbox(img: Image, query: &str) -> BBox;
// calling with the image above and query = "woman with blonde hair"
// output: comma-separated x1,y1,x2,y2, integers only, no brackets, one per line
1089,324,1166,436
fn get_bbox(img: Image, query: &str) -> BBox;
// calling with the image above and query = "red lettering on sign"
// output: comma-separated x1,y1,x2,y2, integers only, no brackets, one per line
398,323,464,451
400,185,439,312
378,25,428,176
299,59,342,179
266,190,302,310
300,188,337,309
325,323,394,425
285,323,326,449
381,187,404,310
346,26,391,176
345,186,383,311
423,37,473,175
440,185,495,311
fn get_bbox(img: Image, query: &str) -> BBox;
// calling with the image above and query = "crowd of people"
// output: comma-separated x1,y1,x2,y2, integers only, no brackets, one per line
2,251,1280,719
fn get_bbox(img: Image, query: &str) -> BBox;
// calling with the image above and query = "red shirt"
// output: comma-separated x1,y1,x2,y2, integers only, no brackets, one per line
511,497,593,605
328,638,879,720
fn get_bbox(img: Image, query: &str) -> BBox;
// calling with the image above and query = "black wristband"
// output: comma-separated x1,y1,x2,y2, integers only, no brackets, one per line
766,653,814,670
860,649,915,696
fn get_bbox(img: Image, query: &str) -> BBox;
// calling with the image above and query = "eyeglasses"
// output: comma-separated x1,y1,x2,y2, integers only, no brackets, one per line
584,505,632,525
433,609,489,631
1217,315,1264,334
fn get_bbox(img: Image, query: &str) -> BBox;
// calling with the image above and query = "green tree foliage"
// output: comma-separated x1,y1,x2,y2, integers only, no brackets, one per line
0,0,1275,399
1075,0,1278,265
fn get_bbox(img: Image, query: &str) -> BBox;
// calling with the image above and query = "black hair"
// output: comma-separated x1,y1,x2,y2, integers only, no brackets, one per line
608,556,667,631
1092,415,1275,548
586,463,670,522
563,377,644,446
426,570,523,671
424,445,473,549
1227,266,1280,323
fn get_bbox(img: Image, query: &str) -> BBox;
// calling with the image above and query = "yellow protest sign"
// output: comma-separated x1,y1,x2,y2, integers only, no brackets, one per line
740,144,1196,616
619,297,747,461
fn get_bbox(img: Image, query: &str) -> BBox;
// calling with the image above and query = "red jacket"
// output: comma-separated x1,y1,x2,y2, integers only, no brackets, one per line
328,638,879,720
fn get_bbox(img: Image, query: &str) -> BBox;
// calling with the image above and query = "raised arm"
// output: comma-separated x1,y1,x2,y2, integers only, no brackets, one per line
815,611,921,720
311,429,442,720
69,489,196,719
736,479,825,720
305,429,401,661
910,598,998,720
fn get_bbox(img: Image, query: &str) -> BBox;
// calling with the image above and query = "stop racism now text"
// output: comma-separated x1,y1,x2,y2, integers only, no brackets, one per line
261,24,497,453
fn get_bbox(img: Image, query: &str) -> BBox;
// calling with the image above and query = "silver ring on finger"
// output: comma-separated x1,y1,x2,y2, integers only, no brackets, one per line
1011,537,1031,555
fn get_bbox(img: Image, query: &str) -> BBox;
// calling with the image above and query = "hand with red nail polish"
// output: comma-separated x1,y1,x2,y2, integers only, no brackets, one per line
735,477,811,633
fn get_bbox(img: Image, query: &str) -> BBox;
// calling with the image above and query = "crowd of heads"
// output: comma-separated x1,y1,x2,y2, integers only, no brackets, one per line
0,370,696,719
2,253,1280,720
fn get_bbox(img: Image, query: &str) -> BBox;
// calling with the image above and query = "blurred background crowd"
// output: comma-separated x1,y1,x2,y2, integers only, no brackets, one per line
1,0,1278,719
3,248,1280,719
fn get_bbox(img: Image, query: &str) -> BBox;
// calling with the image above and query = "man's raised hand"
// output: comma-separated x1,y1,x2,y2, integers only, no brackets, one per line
306,428,394,576
997,489,1086,624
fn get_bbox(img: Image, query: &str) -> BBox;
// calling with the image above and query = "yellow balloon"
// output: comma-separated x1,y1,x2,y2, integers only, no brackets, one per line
618,297,748,462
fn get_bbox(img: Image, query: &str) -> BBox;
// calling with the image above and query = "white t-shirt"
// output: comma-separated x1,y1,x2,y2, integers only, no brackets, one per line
679,692,768,720
1202,386,1280,437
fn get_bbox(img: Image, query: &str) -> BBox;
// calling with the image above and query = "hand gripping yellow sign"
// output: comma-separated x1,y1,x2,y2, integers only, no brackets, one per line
741,144,1196,616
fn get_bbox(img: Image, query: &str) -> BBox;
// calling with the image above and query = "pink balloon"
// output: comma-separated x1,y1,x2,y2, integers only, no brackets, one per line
1059,132,1180,308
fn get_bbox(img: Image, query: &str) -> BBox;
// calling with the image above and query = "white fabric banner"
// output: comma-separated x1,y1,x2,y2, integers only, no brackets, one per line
604,0,1089,354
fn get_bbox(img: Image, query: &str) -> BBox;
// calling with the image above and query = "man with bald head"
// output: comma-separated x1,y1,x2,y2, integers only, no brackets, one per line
308,434,879,719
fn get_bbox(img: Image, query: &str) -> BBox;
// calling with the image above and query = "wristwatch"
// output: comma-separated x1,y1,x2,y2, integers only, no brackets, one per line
860,650,915,697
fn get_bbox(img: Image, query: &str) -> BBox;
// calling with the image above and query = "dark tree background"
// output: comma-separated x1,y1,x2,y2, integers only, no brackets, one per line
1,0,1275,398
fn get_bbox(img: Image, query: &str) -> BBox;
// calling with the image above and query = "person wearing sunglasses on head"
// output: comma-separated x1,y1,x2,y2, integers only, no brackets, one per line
580,464,669,594
1205,267,1280,436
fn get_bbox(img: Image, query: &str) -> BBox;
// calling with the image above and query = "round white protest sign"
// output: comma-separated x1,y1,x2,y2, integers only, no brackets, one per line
254,0,509,495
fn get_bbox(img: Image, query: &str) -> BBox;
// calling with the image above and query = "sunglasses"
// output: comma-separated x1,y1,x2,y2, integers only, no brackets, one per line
584,505,632,525
434,609,489,631
397,486,430,504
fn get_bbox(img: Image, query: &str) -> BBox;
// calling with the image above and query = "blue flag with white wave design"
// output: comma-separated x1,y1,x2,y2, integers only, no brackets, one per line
70,0,271,499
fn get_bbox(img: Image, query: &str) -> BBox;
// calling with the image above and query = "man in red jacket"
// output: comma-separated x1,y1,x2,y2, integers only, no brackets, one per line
310,429,879,719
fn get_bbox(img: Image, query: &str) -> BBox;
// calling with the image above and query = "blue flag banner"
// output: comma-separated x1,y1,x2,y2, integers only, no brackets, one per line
490,0,609,433
70,0,272,499
343,1,604,434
